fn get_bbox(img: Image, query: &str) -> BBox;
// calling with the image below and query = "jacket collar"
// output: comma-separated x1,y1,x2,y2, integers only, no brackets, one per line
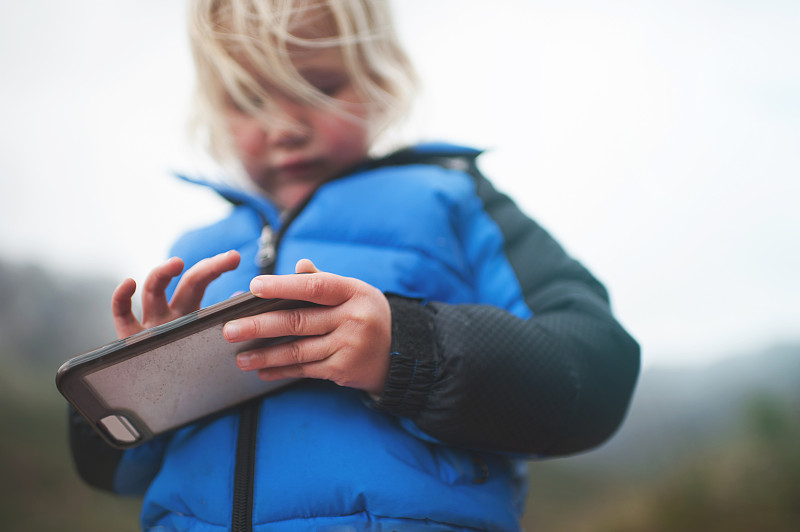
173,172,284,230
173,143,482,229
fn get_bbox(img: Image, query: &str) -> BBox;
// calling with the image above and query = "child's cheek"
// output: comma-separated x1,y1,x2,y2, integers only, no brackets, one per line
229,117,267,159
321,117,370,160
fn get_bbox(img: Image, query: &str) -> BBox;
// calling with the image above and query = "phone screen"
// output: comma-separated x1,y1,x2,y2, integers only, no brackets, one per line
59,292,308,447
83,323,291,437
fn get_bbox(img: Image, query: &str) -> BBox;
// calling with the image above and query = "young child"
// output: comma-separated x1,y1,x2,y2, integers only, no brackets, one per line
69,0,640,530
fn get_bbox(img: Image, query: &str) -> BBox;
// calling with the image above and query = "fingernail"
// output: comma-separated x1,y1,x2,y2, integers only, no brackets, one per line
250,278,263,295
237,353,255,369
225,322,240,340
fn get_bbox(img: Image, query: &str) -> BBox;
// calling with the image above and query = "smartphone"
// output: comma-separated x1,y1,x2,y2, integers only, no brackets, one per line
56,292,315,449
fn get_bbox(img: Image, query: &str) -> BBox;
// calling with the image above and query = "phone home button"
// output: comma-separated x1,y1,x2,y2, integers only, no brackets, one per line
99,414,140,444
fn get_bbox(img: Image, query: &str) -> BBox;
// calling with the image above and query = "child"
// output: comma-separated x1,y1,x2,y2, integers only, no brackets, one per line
69,0,640,530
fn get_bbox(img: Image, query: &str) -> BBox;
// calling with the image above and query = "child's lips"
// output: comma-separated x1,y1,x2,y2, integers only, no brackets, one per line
275,157,319,176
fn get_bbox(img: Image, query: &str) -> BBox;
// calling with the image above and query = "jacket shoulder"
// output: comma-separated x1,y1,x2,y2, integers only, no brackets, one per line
169,206,262,268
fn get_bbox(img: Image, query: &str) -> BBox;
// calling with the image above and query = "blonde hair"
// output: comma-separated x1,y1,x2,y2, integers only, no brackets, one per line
188,0,417,162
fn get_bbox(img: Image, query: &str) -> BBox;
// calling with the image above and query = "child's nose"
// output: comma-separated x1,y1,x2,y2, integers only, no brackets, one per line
267,97,311,148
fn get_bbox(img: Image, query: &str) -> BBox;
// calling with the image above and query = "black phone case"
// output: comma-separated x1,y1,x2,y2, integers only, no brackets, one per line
56,292,314,449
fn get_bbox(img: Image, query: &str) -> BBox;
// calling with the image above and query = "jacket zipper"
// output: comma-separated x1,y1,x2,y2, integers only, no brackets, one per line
229,206,302,532
231,401,259,532
255,224,276,269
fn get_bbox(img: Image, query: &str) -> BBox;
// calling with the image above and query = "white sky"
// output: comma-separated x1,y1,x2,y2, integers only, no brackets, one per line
1,0,798,369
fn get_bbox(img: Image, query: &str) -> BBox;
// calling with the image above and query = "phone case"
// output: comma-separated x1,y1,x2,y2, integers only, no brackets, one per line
56,292,314,449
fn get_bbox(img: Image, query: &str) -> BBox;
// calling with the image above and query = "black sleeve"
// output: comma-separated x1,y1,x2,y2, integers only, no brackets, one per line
372,166,640,456
68,406,124,491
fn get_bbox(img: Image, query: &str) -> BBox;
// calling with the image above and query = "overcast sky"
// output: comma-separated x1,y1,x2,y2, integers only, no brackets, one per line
1,0,798,369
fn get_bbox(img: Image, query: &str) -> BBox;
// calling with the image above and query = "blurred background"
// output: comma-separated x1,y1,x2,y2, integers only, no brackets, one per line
1,0,798,530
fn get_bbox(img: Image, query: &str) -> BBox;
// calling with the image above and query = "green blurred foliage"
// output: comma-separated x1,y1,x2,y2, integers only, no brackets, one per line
0,358,140,532
522,393,800,531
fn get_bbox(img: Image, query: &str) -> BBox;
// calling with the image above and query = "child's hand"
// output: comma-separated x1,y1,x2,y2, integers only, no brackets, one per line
111,250,241,339
224,259,392,396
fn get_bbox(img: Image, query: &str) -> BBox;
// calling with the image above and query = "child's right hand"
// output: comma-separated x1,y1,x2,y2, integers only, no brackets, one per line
111,250,241,339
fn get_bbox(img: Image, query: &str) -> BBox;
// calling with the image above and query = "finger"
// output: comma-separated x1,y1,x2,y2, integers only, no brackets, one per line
141,257,185,323
111,278,143,338
256,356,381,393
170,250,241,314
249,271,355,307
224,305,335,343
294,258,320,274
236,335,332,371
256,362,320,383
253,357,361,390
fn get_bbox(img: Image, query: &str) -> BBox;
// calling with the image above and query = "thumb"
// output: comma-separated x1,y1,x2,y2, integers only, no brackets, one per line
295,258,321,274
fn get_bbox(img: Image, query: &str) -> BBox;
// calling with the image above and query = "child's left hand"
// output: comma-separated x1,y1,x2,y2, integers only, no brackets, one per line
223,259,392,396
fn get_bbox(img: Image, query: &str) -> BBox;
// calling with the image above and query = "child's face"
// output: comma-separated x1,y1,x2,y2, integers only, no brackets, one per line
225,46,372,209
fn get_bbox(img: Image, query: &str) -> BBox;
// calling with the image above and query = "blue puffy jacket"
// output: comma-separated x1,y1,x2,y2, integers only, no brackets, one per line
70,144,640,531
